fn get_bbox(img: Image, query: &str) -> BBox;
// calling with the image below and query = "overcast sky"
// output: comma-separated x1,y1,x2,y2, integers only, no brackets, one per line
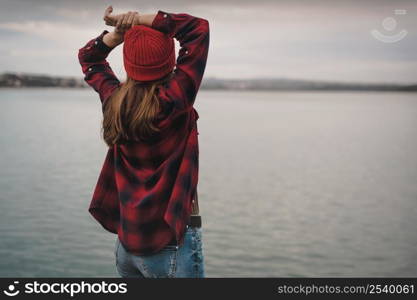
0,0,416,83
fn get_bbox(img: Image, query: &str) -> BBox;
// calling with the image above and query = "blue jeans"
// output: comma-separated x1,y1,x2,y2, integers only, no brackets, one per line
115,226,205,278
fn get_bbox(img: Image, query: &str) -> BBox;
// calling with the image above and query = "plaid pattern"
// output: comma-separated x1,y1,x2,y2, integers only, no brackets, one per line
78,10,209,255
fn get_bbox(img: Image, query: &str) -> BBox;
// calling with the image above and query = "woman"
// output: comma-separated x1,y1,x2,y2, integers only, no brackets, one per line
78,6,209,278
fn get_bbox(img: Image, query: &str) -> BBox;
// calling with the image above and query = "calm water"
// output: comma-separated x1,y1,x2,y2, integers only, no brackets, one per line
0,89,416,277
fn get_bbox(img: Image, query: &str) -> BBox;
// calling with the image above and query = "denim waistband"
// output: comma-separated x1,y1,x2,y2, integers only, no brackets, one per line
167,215,201,245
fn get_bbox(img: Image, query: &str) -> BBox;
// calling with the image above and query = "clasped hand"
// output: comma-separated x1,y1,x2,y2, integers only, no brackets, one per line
103,6,140,34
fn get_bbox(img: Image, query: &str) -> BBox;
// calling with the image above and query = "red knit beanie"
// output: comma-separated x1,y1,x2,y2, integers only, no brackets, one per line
123,25,176,82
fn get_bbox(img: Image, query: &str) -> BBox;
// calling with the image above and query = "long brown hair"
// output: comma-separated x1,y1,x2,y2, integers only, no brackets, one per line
102,73,172,147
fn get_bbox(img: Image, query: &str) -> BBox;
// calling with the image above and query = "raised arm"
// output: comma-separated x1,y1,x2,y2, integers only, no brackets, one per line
78,10,138,107
92,8,210,110
150,11,210,110
78,31,120,106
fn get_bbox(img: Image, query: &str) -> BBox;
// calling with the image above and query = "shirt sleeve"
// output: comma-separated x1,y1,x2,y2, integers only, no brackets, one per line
78,30,121,106
151,11,210,111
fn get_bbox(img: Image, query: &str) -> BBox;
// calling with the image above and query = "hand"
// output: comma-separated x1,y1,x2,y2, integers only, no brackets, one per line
103,6,140,28
103,6,118,26
114,11,139,34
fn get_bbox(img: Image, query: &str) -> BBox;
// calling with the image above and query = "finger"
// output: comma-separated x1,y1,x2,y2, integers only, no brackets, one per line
104,7,118,26
119,13,126,30
133,12,140,25
127,12,134,28
122,12,131,29
115,13,123,30
104,6,112,19
110,13,123,26
126,12,135,28
104,16,114,25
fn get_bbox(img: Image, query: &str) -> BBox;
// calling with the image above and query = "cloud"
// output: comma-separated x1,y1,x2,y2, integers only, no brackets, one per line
0,0,416,83
0,21,97,45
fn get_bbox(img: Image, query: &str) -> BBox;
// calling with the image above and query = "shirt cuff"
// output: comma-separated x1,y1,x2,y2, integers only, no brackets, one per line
94,30,114,54
151,10,173,36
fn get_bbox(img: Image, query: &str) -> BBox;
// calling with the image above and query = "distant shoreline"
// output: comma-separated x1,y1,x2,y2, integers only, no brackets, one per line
1,72,416,92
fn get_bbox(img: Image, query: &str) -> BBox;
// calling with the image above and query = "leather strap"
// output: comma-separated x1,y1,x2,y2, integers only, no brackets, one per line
188,215,202,228
191,188,200,215
189,189,201,227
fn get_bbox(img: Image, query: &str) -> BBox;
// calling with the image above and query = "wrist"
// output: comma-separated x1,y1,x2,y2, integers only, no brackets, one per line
113,30,125,39
134,13,141,25
103,31,124,48
134,13,157,27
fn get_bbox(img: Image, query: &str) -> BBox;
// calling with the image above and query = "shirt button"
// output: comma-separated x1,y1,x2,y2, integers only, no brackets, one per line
94,41,98,45
88,67,92,72
163,14,168,18
185,50,189,55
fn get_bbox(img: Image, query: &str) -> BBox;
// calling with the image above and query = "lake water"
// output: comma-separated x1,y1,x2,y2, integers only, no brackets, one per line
0,89,416,277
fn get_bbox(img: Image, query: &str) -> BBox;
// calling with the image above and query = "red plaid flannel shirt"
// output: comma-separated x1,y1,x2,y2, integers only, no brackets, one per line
78,10,209,255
